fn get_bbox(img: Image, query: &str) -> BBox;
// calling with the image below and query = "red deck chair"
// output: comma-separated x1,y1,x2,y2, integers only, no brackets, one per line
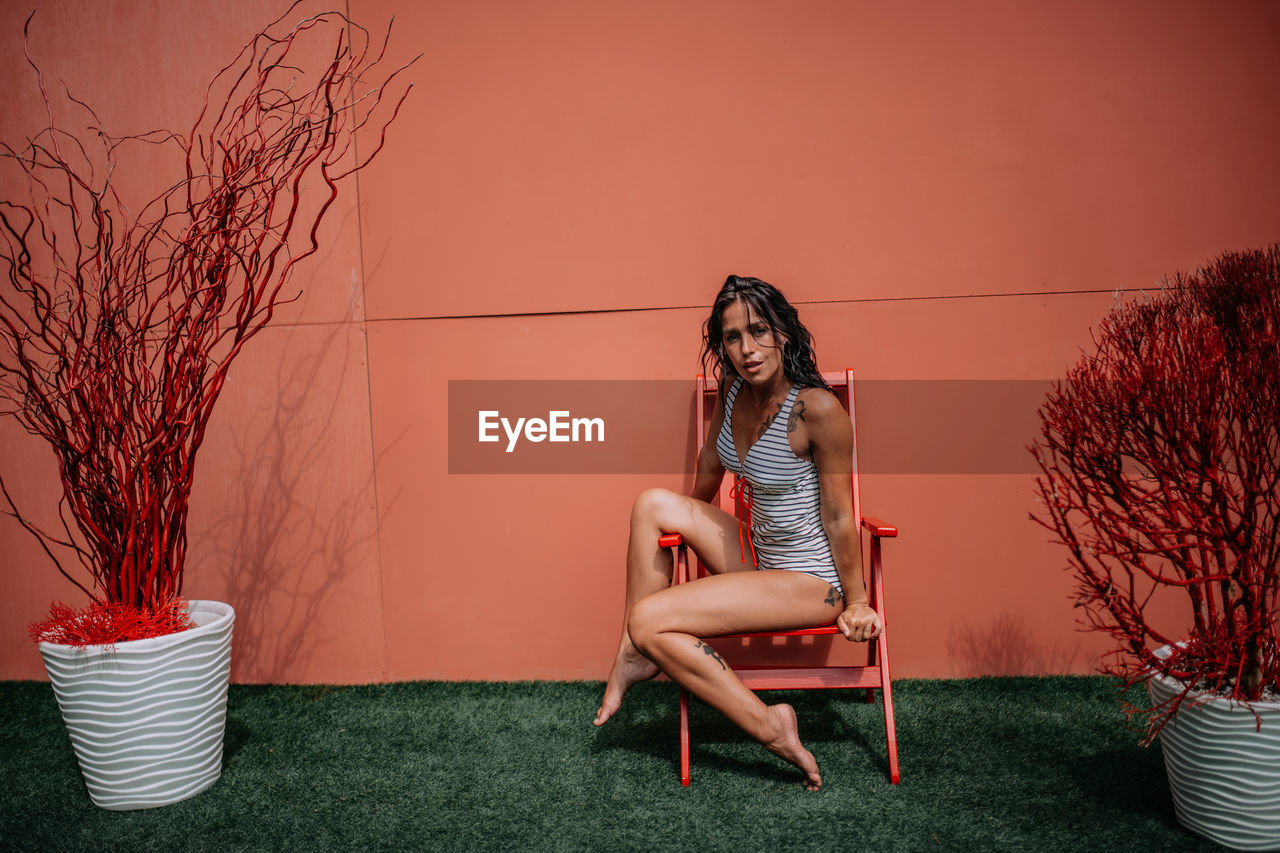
657,369,900,786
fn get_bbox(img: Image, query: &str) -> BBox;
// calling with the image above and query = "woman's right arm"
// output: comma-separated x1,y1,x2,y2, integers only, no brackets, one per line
690,388,727,503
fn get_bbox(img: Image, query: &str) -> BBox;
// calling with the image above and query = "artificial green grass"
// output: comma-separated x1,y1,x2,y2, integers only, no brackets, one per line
0,677,1217,851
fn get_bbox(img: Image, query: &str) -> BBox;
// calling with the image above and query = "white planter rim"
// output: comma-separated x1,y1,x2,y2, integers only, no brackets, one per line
1149,643,1280,716
36,600,234,661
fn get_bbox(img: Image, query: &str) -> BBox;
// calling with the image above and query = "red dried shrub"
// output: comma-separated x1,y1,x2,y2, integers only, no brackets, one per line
29,599,196,647
1031,244,1280,740
0,7,414,636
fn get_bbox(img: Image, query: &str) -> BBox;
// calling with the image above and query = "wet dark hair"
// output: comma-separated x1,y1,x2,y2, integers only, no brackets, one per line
700,275,831,392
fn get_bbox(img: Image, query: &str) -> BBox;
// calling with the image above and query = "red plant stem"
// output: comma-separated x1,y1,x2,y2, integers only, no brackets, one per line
0,8,417,613
1031,245,1280,738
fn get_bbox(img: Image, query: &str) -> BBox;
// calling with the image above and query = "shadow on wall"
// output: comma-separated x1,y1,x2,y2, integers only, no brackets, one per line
200,320,376,683
949,612,1085,677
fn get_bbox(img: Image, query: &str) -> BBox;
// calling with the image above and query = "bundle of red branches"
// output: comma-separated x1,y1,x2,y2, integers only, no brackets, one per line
0,6,413,642
1032,244,1280,740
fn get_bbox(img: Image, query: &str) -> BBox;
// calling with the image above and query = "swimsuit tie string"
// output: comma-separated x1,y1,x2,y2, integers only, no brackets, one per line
729,476,758,567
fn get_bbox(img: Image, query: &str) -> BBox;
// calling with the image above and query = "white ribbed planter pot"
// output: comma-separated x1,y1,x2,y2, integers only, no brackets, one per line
1148,646,1280,851
38,600,235,811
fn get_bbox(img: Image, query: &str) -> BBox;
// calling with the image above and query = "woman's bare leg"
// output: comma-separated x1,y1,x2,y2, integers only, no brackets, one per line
594,488,749,726
627,569,844,790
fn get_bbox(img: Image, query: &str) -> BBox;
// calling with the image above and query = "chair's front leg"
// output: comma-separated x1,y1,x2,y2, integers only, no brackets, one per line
664,537,693,785
868,532,900,784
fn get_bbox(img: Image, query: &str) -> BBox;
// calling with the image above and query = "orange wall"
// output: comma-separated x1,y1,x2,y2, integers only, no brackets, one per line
2,0,1279,682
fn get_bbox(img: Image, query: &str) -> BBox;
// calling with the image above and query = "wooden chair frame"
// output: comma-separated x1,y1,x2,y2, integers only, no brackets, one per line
657,369,900,786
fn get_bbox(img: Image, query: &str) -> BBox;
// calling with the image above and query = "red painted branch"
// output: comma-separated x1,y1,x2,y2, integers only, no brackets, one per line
0,9,415,617
1031,245,1280,737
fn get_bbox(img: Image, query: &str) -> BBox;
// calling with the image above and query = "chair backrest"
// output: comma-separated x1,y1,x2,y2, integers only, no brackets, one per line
697,368,861,534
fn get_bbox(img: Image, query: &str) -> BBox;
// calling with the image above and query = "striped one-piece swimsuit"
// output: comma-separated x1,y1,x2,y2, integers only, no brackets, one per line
716,377,842,594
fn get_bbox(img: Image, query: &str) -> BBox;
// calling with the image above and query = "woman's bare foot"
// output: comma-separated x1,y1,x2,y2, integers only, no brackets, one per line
762,703,822,790
594,640,660,726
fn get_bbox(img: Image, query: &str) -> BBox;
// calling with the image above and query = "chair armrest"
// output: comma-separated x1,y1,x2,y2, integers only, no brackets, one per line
861,517,898,538
658,533,683,548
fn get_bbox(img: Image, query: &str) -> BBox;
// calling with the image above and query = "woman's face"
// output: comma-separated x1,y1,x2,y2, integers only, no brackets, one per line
720,299,786,385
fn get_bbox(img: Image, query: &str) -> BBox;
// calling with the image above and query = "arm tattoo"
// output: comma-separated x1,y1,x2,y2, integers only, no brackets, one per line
787,399,807,434
694,639,728,671
824,585,841,606
756,402,783,439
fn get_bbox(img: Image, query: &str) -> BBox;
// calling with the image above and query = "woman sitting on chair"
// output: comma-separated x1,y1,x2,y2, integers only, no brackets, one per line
593,274,882,791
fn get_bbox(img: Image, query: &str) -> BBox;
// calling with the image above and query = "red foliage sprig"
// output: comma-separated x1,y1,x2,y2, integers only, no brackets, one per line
28,598,196,646
0,6,415,625
1031,245,1280,741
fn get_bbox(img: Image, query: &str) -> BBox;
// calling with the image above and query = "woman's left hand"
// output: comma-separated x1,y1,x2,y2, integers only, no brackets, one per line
836,602,882,643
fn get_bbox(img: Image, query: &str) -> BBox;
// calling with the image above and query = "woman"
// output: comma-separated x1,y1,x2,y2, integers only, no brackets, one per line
593,274,882,791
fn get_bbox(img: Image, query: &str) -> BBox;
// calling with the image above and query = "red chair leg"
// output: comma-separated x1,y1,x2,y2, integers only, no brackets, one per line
870,534,900,784
879,630,900,785
679,687,691,786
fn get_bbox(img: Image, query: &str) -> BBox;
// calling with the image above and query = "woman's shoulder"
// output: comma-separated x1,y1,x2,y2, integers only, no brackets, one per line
793,385,842,418
792,386,851,440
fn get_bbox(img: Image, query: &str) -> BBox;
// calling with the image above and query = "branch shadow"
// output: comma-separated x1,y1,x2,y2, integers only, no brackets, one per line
949,612,1085,677
199,316,377,683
